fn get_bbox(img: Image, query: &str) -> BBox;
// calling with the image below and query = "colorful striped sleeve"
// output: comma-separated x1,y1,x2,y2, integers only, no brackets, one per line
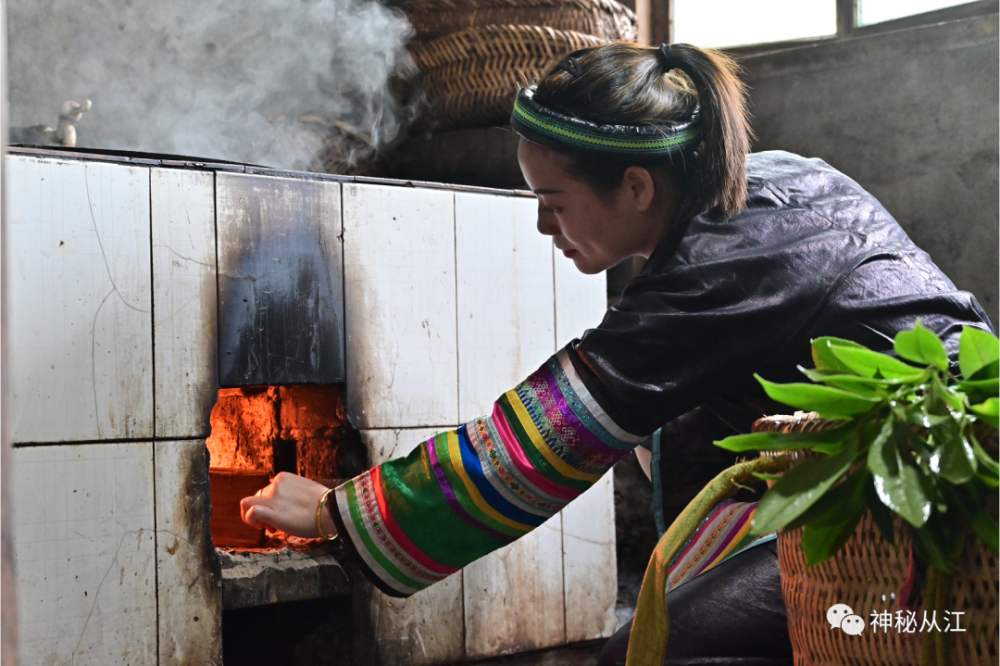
329,347,645,597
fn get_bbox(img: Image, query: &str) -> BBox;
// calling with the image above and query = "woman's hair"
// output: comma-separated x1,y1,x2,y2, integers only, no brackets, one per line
532,43,752,221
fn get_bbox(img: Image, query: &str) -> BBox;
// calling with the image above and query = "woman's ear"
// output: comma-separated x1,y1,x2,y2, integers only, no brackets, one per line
622,166,656,213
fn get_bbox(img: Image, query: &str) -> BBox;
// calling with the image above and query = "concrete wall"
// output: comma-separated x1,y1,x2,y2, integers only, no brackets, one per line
743,14,999,327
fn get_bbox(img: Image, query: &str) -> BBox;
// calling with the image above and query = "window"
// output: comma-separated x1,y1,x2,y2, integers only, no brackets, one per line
668,0,995,53
858,0,976,25
671,0,837,48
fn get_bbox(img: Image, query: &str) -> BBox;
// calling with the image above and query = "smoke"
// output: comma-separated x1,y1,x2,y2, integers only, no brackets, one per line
7,0,413,170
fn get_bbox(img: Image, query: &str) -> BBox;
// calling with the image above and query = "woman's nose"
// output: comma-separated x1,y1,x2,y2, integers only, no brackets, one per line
536,211,558,236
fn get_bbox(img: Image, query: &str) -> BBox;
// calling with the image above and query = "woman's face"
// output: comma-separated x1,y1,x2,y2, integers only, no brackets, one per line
517,138,673,275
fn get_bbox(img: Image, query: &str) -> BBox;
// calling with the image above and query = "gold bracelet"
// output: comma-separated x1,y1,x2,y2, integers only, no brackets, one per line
316,488,338,541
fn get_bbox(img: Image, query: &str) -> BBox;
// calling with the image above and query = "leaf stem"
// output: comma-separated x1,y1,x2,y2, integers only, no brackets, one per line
920,566,952,666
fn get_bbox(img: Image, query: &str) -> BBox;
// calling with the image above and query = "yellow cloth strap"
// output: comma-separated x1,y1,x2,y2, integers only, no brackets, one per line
625,456,790,666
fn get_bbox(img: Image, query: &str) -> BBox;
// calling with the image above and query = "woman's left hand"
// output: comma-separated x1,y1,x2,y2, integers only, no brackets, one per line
239,472,338,539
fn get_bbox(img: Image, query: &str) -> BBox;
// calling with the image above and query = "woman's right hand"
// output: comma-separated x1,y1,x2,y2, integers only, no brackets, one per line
239,472,338,539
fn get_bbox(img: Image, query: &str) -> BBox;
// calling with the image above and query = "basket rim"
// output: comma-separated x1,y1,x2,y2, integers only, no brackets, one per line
408,26,609,76
409,24,609,65
400,0,637,19
752,411,846,434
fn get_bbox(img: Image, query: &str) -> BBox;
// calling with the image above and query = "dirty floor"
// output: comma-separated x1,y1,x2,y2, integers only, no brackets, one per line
454,640,604,666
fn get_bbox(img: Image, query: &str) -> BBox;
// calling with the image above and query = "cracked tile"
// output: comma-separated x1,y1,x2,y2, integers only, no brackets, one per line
8,156,153,443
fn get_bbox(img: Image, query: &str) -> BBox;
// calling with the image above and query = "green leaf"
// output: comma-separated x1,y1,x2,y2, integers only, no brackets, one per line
923,380,976,483
951,487,999,553
975,469,1000,488
873,462,931,527
714,425,850,453
928,509,966,567
866,417,897,478
959,326,1000,380
911,413,949,429
970,398,1000,429
798,367,889,387
976,470,1000,488
865,474,896,544
895,320,949,371
966,508,998,554
932,433,976,484
785,469,866,532
751,440,856,535
811,337,869,374
714,433,779,452
934,376,969,412
802,503,866,567
756,376,881,419
831,346,925,381
957,377,1000,397
869,419,933,527
970,432,999,487
971,362,1000,381
797,367,888,398
911,512,964,574
909,523,954,573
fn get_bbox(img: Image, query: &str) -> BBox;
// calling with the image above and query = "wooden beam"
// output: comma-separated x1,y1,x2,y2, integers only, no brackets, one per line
650,0,671,44
636,0,652,45
837,0,857,39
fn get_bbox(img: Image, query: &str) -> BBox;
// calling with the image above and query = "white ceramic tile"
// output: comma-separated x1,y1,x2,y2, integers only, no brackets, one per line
361,427,446,468
151,169,218,439
553,250,608,349
216,173,343,386
360,427,465,665
13,443,157,665
552,240,618,641
463,513,565,658
562,473,618,642
456,194,609,657
343,184,458,429
455,193,555,422
370,572,465,666
154,440,222,665
7,156,153,443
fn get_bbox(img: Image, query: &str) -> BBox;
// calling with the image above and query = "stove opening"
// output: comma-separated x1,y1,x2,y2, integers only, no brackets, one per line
206,384,363,549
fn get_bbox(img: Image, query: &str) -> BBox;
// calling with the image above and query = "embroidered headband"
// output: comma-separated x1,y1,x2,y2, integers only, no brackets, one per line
510,84,702,159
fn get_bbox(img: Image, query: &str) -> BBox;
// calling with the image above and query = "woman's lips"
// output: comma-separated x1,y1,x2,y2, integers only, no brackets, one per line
562,248,578,258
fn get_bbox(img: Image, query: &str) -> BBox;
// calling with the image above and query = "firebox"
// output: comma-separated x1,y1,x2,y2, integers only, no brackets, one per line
206,384,359,548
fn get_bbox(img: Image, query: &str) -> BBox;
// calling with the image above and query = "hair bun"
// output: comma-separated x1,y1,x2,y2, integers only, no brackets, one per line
656,43,681,72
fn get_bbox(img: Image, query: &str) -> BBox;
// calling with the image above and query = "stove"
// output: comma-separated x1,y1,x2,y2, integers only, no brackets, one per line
6,146,616,665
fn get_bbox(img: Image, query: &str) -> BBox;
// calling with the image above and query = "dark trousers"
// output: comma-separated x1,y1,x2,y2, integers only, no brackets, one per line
598,541,793,666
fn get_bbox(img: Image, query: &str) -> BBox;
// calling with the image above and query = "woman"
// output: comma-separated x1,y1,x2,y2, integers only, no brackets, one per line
240,43,993,664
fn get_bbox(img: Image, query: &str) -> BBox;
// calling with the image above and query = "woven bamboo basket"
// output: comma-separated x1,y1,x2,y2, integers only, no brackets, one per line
400,0,637,45
754,414,999,666
406,24,607,131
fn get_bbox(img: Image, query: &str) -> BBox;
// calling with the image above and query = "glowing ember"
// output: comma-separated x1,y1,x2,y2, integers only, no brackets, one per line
207,384,349,548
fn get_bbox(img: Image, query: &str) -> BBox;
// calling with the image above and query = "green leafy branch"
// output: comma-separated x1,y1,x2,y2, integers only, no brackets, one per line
715,322,1000,571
